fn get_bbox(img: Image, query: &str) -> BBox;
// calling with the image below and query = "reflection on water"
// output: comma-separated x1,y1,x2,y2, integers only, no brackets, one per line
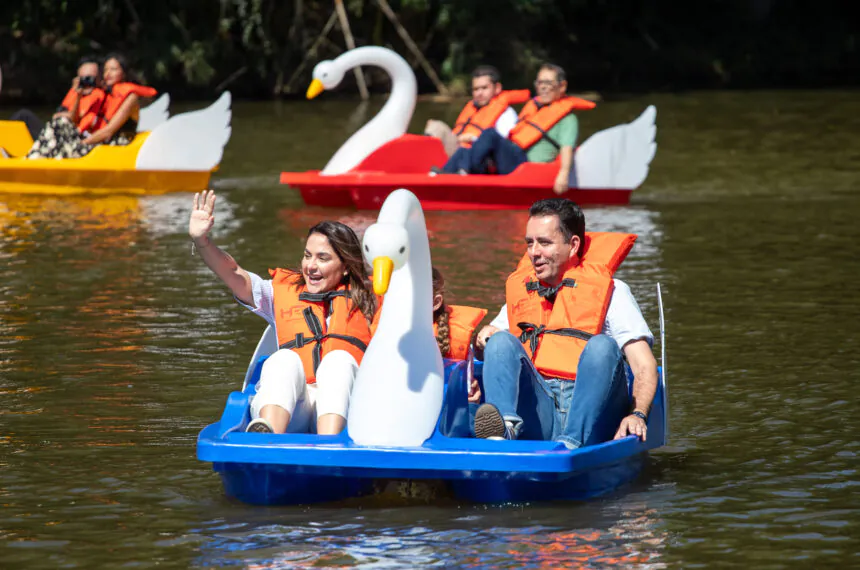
194,494,670,568
1,91,859,568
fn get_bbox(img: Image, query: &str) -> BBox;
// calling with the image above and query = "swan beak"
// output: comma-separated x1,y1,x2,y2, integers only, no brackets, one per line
306,79,325,100
372,256,394,295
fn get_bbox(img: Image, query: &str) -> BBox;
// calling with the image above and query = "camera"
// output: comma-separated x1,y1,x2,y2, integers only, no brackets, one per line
79,75,97,89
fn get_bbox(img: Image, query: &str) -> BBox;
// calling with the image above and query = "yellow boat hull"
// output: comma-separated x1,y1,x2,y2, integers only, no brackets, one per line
0,120,214,195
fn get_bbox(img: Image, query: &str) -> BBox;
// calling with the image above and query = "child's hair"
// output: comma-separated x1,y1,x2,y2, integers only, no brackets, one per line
432,267,450,357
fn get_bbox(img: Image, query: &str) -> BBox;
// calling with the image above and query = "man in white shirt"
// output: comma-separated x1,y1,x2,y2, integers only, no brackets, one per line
470,198,658,449
425,65,521,172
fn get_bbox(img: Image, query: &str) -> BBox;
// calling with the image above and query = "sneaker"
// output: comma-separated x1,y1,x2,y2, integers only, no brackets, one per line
474,403,514,440
0,147,9,159
428,166,443,177
456,168,468,176
246,418,274,433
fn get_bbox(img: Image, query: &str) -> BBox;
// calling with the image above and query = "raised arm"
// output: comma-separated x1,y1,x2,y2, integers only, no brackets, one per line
189,190,254,305
54,78,80,121
83,92,138,145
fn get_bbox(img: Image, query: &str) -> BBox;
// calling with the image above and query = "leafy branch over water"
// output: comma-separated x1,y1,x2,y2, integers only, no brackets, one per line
0,0,856,102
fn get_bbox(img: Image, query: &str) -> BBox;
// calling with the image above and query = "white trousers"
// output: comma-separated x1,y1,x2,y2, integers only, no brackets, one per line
249,349,358,433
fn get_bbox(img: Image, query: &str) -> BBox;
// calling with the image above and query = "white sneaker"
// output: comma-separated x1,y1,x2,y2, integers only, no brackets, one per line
246,418,274,433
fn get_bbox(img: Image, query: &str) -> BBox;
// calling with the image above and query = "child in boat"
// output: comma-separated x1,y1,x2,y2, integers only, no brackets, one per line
433,267,487,437
432,266,486,362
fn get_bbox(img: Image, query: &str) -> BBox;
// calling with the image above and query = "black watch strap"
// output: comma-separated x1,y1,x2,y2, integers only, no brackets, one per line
631,410,648,422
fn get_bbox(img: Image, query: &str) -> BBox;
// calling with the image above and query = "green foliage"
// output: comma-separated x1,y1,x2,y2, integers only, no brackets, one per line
0,0,856,102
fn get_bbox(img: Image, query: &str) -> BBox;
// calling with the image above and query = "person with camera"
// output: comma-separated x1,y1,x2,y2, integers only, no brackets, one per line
7,56,105,145
54,59,105,130
26,53,156,160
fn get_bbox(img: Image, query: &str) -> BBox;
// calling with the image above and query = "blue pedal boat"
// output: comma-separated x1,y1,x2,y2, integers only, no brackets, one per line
197,285,669,506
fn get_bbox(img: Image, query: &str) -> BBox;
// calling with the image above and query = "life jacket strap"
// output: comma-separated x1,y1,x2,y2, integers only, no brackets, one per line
517,322,594,354
299,289,349,314
520,120,561,150
525,278,577,299
455,114,486,136
278,300,367,374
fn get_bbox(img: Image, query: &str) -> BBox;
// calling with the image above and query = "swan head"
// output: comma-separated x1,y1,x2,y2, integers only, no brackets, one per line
307,60,345,99
362,223,409,295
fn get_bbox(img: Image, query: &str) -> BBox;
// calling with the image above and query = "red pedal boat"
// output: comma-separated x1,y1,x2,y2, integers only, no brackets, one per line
280,47,657,211
281,135,642,211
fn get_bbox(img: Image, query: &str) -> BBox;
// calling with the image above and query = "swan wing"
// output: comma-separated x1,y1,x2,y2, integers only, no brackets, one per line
574,105,657,190
135,91,232,171
136,93,170,133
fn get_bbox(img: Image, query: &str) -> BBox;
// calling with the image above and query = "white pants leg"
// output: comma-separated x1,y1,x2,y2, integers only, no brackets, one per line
249,348,358,432
249,349,315,433
313,350,359,419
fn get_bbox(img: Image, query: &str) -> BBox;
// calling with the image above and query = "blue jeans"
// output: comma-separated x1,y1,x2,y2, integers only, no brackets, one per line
442,147,477,174
442,130,528,175
481,331,629,448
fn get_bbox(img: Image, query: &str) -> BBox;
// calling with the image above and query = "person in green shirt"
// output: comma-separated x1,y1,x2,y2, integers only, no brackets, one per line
444,63,579,195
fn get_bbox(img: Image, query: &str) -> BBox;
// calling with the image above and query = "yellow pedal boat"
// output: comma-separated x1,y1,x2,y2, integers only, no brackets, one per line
0,92,232,196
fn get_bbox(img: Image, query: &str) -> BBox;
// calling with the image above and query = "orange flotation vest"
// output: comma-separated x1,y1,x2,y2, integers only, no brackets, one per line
508,96,596,151
270,269,373,384
506,232,636,381
434,304,488,360
85,82,158,133
453,90,531,146
59,88,107,132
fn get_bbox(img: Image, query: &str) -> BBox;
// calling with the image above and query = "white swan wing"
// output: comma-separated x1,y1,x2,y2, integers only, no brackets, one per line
574,105,657,190
136,93,170,133
135,91,232,171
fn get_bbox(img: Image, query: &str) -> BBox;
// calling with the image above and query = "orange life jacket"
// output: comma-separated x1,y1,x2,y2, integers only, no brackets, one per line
506,232,636,381
434,304,488,360
60,88,107,133
508,96,596,151
453,90,531,145
270,269,373,384
88,82,158,132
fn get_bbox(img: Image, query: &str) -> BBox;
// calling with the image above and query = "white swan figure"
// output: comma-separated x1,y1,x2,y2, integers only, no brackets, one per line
573,105,658,190
347,188,444,447
136,93,171,133
307,47,417,175
135,91,232,171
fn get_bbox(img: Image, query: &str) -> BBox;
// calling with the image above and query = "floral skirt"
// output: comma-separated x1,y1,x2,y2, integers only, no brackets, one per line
27,117,132,159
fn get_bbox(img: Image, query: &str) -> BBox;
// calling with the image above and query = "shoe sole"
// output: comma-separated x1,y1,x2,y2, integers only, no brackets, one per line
246,420,273,434
474,405,506,439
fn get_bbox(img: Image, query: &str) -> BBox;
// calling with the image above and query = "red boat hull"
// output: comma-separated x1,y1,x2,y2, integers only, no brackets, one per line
280,135,633,211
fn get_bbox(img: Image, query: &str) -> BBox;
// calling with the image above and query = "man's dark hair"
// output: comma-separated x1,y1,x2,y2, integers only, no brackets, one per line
472,65,501,84
538,63,566,84
529,198,585,255
76,55,101,70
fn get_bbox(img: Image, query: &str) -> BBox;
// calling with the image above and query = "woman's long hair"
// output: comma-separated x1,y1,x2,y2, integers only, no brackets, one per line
103,52,142,85
293,221,376,322
432,267,451,356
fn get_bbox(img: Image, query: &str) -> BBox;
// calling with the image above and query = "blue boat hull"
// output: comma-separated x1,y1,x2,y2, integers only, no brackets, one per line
198,358,666,506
